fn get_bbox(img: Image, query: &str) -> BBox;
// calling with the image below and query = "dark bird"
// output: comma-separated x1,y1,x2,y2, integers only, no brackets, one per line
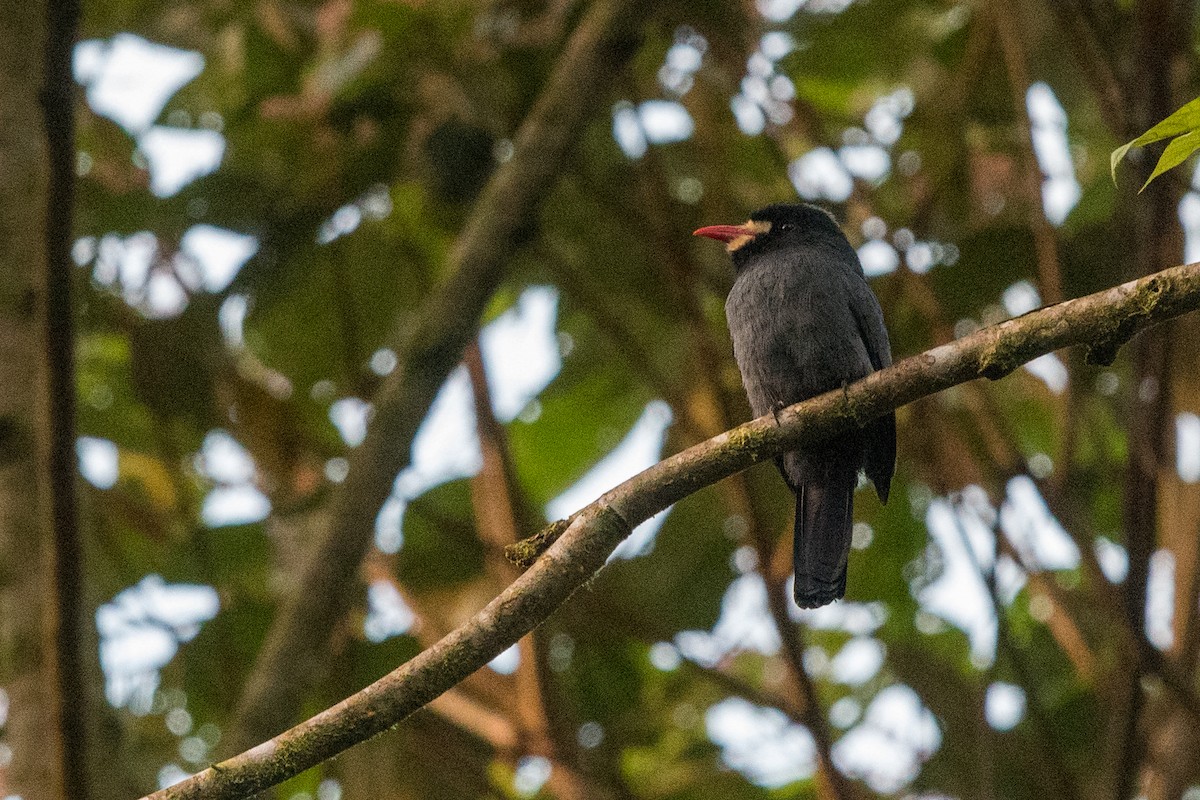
694,203,895,608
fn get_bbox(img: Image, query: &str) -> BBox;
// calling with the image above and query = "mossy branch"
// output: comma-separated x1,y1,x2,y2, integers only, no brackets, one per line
147,261,1200,800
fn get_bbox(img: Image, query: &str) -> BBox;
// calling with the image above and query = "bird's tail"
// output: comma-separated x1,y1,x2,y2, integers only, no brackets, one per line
793,468,856,609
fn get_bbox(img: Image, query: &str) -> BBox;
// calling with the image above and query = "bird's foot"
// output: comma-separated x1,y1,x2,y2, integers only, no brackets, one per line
771,400,787,427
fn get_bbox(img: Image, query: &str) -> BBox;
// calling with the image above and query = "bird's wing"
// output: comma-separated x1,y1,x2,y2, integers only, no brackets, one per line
848,276,896,502
847,276,892,371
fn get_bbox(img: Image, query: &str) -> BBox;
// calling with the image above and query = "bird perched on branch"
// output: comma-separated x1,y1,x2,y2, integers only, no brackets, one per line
694,203,895,608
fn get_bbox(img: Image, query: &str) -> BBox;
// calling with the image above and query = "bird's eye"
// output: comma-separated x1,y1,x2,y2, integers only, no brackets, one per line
778,223,794,232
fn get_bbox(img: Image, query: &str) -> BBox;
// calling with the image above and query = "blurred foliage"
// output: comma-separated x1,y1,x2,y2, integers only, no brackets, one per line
46,0,1200,798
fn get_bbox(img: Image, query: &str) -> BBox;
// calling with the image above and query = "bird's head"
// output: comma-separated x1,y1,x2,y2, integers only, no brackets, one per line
693,203,849,271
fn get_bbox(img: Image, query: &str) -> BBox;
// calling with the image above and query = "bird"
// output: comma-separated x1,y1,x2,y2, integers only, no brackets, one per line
694,203,895,608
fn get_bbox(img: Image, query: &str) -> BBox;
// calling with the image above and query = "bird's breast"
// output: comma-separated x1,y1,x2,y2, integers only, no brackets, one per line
725,261,872,415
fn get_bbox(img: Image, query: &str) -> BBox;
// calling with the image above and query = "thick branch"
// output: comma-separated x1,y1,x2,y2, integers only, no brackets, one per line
36,0,89,796
0,0,67,797
1114,5,1187,797
41,0,88,795
223,0,648,755
146,261,1200,800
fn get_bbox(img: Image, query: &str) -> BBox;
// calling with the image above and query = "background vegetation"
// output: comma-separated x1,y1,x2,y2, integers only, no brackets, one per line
4,0,1200,799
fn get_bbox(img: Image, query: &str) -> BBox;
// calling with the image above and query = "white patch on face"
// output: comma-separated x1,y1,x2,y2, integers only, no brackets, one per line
726,219,772,253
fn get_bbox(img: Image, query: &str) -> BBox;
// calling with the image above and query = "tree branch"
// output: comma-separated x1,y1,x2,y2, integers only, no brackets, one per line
1114,4,1188,796
949,499,1080,800
222,0,649,755
144,261,1200,800
464,341,596,800
992,0,1064,306
41,0,88,795
1040,0,1126,136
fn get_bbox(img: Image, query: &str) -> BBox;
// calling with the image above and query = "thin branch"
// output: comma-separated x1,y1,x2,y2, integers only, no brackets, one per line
222,0,650,755
991,0,1064,306
763,566,855,800
1007,552,1097,684
426,688,520,753
464,341,594,800
1178,516,1200,672
1040,0,1126,135
146,261,1200,800
465,341,528,551
948,499,1080,800
40,0,88,795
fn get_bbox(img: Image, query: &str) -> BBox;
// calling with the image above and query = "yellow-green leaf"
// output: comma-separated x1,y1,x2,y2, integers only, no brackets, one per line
1141,128,1200,191
1111,95,1200,183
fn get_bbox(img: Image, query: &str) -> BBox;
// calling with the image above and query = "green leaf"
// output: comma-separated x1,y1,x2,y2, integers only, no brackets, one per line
591,486,738,634
343,634,422,687
1140,127,1200,191
506,311,651,506
396,479,485,590
1110,95,1200,184
560,627,645,724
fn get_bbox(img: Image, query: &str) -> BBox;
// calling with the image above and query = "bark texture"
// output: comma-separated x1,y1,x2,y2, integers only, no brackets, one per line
0,0,64,797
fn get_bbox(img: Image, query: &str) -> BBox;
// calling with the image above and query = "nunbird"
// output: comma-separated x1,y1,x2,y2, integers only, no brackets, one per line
694,203,895,608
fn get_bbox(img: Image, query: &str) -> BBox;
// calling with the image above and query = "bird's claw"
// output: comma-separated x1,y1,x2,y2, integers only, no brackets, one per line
771,400,787,426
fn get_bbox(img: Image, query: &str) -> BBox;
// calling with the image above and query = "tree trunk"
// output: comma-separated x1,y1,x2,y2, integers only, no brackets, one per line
0,0,66,797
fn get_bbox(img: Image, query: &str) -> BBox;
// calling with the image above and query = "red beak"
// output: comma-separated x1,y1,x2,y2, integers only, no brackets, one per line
692,223,760,243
